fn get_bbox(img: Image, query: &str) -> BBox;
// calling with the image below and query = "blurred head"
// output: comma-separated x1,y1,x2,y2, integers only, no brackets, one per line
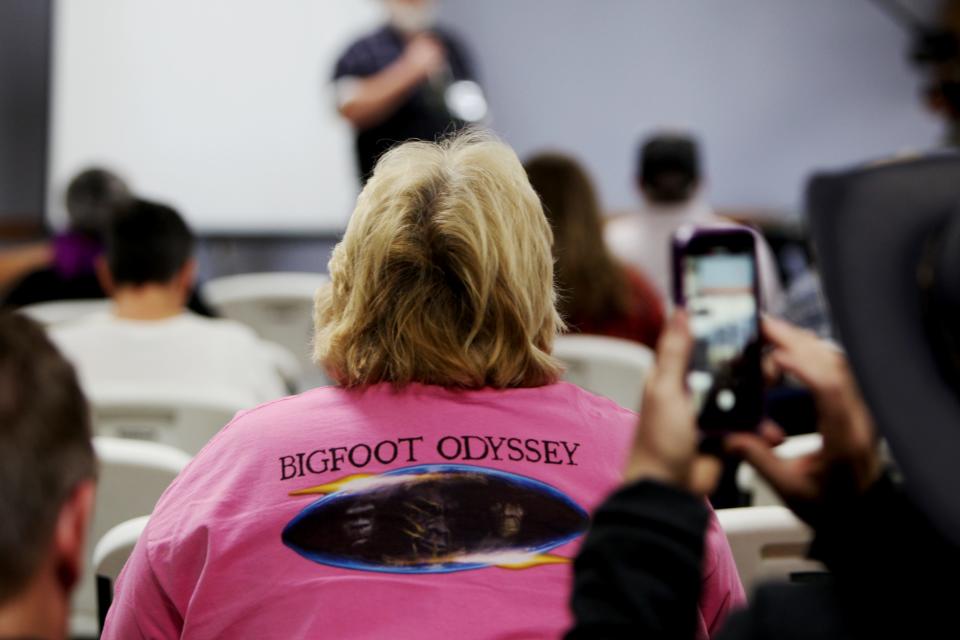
0,313,95,624
524,153,632,324
315,132,563,389
385,0,439,34
97,199,196,299
637,133,701,205
64,168,132,237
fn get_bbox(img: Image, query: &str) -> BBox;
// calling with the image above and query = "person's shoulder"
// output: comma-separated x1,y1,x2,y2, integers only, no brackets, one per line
47,311,113,342
221,385,349,431
604,213,646,246
336,26,397,69
547,381,639,421
604,212,642,232
140,389,342,546
186,386,349,458
152,388,344,479
177,313,263,344
622,264,656,290
340,27,379,52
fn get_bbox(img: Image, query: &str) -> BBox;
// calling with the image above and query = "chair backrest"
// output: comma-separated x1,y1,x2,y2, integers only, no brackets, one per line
70,438,189,637
19,299,109,326
89,386,246,455
552,334,654,410
93,516,150,631
736,433,823,507
716,505,824,596
202,272,329,377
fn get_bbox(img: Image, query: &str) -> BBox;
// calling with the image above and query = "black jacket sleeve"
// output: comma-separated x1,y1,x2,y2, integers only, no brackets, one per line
566,481,709,640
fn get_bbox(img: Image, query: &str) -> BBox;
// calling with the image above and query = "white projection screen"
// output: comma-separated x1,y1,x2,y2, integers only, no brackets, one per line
48,0,383,234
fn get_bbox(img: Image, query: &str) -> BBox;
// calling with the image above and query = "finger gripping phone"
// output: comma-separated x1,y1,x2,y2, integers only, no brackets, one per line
672,226,764,436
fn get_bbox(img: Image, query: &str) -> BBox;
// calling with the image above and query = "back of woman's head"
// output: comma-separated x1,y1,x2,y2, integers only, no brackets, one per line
315,132,563,389
524,153,631,323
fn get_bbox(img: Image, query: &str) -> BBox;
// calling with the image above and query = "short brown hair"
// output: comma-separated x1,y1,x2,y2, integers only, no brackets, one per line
0,313,95,604
314,132,564,389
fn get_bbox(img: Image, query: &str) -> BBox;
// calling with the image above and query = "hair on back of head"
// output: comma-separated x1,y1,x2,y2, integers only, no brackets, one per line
0,313,95,604
105,199,195,287
65,168,132,237
524,152,633,324
638,133,701,204
314,130,564,389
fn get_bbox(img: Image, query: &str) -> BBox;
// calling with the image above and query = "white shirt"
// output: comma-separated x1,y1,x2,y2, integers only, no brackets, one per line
51,312,294,407
604,199,786,313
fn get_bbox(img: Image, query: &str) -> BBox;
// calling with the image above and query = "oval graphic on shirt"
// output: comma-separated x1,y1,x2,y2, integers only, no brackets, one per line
281,464,588,574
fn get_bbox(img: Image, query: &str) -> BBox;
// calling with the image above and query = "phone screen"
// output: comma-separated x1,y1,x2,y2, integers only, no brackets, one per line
678,231,763,434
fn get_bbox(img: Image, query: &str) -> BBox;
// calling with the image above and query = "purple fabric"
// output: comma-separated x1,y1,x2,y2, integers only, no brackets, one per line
52,232,102,278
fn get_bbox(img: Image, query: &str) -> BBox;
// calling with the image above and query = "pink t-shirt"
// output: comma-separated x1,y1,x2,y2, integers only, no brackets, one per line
102,382,743,639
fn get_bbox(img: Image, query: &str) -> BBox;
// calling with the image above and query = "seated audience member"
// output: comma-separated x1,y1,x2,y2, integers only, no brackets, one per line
0,313,96,640
604,133,785,313
525,153,664,349
1,168,214,316
1,168,131,302
568,315,956,638
50,199,293,406
101,134,742,639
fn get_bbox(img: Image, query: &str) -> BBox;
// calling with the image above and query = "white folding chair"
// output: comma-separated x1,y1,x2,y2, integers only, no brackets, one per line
716,505,824,597
89,386,246,456
553,334,655,410
70,439,189,637
18,299,109,326
737,433,823,507
202,272,329,384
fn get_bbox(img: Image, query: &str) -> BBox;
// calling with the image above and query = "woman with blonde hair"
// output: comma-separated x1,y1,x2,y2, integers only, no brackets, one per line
102,133,741,640
525,152,665,348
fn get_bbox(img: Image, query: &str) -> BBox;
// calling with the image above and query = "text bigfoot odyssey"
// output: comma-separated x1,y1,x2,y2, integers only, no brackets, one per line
279,435,582,480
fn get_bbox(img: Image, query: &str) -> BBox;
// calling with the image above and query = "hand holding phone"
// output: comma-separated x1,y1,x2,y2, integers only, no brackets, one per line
672,226,765,439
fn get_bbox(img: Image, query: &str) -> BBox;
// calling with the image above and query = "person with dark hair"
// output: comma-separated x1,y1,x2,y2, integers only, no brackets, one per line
1,168,214,315
604,132,784,314
0,312,97,640
0,167,131,302
49,199,295,406
638,134,702,204
103,198,196,290
60,168,132,265
525,152,664,348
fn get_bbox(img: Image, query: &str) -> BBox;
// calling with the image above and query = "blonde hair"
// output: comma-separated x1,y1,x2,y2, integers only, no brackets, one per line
314,132,564,389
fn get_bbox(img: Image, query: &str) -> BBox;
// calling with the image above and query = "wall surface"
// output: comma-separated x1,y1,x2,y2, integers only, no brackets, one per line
0,0,51,226
441,0,944,215
48,0,382,234
0,1,949,276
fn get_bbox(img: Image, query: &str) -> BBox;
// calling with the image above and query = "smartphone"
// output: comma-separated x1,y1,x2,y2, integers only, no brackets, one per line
672,226,764,438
